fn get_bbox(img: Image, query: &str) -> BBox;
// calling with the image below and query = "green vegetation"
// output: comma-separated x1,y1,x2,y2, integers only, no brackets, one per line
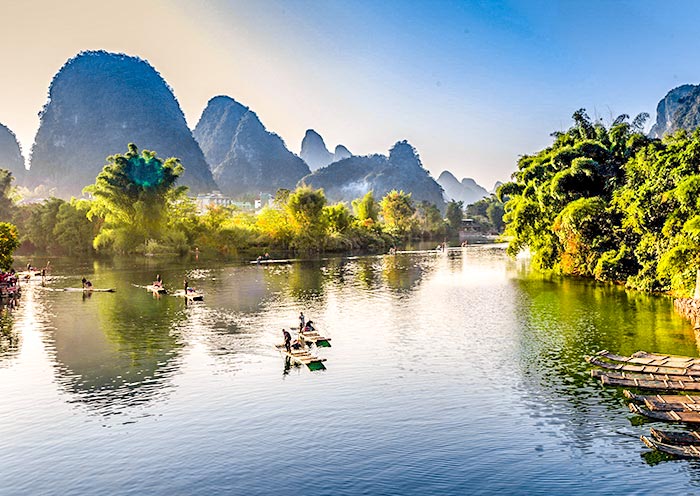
3,144,459,262
0,222,19,270
500,108,700,296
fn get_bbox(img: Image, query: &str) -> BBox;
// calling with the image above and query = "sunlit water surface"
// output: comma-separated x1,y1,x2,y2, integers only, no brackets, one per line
1,246,700,495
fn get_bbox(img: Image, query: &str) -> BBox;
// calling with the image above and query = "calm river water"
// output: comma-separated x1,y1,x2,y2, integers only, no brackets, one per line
1,245,700,495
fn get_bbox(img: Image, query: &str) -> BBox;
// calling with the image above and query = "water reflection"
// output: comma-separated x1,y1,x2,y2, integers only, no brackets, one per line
44,273,186,416
0,307,19,365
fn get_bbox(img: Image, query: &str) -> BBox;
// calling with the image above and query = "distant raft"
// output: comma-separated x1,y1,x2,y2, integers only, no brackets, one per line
641,434,700,458
173,289,204,302
63,287,115,293
146,284,167,294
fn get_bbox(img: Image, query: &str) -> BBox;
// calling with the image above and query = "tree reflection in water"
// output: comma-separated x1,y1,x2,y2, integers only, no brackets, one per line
0,306,19,365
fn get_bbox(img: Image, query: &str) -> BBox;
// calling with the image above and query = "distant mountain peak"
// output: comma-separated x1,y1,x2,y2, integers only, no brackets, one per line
195,95,309,196
650,84,700,138
436,169,488,205
0,123,25,183
28,50,217,197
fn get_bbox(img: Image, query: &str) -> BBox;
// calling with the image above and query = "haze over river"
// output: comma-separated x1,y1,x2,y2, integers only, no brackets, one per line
1,245,699,494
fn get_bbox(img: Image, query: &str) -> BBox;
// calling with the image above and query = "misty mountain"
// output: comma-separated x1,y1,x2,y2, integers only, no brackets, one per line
194,95,310,196
300,140,444,208
437,170,488,205
0,123,25,184
650,84,700,138
300,129,353,170
28,50,217,197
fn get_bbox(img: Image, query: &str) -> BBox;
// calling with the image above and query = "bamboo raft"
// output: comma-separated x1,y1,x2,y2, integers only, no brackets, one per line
624,390,700,411
146,284,167,294
629,403,700,423
299,329,331,347
649,427,700,445
586,355,700,377
173,290,204,302
275,344,326,369
592,350,700,371
591,369,700,390
63,287,115,293
641,435,700,458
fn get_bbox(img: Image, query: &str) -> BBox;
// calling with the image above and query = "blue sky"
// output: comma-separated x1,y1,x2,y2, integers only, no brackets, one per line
2,0,700,189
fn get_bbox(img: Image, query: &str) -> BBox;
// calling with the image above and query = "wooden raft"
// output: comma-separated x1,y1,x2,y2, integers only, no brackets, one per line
275,344,326,368
641,435,700,458
591,370,700,391
299,329,332,347
146,285,167,294
593,350,700,370
629,403,700,423
624,390,700,411
173,290,204,302
650,427,700,446
586,355,700,377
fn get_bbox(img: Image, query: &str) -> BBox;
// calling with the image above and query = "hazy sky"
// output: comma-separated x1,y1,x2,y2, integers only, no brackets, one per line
2,0,700,189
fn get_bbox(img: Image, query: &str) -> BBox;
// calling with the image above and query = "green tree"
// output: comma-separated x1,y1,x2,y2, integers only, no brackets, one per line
53,199,97,255
0,170,15,222
84,144,185,253
380,190,416,237
445,200,464,234
352,191,379,224
285,186,327,249
0,222,19,270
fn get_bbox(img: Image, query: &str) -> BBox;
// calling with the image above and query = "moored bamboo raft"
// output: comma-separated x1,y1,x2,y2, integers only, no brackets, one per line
592,370,700,391
629,403,700,423
650,427,700,445
593,350,700,370
586,355,700,377
275,344,326,369
624,390,700,411
641,435,700,458
592,369,700,383
146,284,167,294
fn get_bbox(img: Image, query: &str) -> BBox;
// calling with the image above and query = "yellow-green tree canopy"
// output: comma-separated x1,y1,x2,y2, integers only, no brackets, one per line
0,222,19,270
83,143,185,252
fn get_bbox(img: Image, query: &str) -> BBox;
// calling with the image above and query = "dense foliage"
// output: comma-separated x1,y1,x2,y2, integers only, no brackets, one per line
2,143,459,261
501,108,700,296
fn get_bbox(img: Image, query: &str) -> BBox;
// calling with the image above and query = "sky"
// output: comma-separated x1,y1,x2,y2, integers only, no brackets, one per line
2,0,700,189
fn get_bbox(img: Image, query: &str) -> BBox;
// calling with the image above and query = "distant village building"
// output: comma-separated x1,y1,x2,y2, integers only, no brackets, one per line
194,191,252,213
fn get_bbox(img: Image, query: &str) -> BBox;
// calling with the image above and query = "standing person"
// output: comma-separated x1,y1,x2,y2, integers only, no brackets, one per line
81,277,92,289
154,274,163,287
282,329,292,352
299,312,305,330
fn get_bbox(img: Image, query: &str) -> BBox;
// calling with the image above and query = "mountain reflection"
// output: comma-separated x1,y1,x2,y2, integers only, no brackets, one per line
47,276,185,415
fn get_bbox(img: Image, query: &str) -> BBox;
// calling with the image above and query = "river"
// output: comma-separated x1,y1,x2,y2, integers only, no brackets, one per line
1,245,699,495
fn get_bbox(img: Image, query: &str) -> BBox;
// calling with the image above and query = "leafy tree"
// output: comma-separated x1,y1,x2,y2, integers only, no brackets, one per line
0,222,19,270
285,186,327,250
324,203,352,235
352,191,379,224
83,143,185,252
445,200,464,234
380,190,416,237
414,201,446,239
53,199,97,255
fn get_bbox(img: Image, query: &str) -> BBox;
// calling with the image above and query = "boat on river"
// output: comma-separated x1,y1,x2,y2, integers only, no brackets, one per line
642,434,700,458
63,287,115,293
299,328,331,347
649,427,700,445
274,344,326,370
592,350,700,370
591,369,700,391
630,403,700,423
624,390,700,411
173,289,204,302
146,284,166,294
586,354,700,377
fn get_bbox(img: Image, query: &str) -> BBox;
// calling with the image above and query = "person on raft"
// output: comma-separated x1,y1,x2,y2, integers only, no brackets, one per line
283,329,292,352
154,274,163,287
81,277,93,289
